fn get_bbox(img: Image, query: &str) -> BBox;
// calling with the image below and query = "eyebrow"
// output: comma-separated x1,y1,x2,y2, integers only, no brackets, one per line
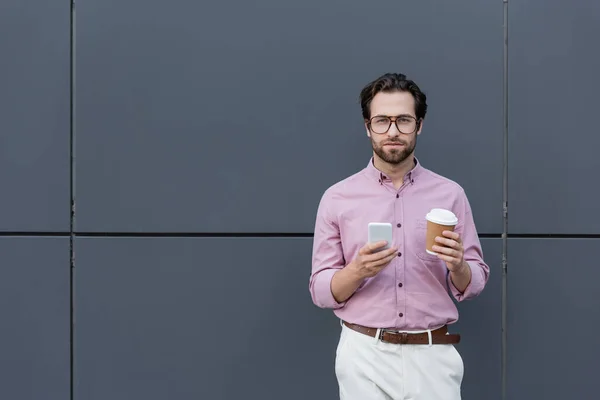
373,113,415,118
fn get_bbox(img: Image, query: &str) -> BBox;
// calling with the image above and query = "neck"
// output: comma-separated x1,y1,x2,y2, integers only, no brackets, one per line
373,153,416,185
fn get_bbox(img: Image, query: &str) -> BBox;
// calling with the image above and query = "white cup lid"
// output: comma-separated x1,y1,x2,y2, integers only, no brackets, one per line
426,208,458,225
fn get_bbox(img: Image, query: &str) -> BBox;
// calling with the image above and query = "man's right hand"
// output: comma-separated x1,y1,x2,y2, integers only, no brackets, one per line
348,241,398,279
330,241,398,304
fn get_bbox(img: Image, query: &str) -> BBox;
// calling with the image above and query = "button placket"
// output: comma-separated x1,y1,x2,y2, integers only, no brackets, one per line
394,183,405,322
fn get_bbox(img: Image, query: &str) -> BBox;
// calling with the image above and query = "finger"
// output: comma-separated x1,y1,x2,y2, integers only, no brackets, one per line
432,245,461,258
435,236,459,249
366,261,385,271
436,253,458,264
364,241,388,253
383,252,400,266
360,244,375,255
369,251,398,269
441,230,461,243
373,247,398,260
365,249,396,265
387,252,399,262
379,251,398,263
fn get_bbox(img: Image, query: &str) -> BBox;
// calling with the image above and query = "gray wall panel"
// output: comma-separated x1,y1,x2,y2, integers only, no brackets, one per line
75,0,502,234
73,237,339,400
453,238,501,400
0,2,70,232
0,237,70,400
508,0,600,234
507,239,600,399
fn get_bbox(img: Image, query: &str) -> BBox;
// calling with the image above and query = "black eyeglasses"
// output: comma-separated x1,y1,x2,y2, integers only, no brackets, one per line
367,115,420,134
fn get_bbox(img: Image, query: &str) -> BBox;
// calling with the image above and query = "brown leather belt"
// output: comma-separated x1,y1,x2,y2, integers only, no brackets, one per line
343,321,460,345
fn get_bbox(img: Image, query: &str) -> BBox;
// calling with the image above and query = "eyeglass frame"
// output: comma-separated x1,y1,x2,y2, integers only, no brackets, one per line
366,114,422,135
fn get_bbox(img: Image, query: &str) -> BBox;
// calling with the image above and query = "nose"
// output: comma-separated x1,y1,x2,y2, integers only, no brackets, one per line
387,122,400,137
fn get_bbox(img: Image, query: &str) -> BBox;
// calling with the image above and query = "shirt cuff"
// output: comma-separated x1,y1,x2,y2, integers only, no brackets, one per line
311,268,346,309
448,261,486,301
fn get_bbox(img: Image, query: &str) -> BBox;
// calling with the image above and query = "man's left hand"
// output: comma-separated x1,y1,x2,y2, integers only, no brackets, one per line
432,231,467,273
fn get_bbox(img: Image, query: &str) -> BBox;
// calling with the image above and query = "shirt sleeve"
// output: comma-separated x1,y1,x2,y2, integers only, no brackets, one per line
309,190,347,309
447,190,490,301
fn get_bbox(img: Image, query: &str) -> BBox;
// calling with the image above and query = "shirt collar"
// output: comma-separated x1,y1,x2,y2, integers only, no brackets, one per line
364,156,423,185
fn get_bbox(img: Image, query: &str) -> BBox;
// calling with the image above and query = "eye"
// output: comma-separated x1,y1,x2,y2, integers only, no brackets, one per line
372,117,389,124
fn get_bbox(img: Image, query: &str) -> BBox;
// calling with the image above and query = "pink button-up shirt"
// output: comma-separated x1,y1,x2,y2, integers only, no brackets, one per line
309,157,490,330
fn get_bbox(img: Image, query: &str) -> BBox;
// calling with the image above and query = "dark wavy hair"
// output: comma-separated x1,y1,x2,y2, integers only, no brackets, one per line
359,73,428,122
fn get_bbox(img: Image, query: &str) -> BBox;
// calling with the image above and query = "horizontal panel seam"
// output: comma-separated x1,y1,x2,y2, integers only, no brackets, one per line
2,232,598,238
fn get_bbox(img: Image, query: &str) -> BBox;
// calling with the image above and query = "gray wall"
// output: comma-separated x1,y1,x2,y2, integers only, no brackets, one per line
0,1,597,399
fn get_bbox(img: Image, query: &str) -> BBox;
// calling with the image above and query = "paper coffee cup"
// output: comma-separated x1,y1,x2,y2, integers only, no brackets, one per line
425,208,458,255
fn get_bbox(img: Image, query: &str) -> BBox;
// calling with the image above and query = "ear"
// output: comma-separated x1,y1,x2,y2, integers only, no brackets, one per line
365,121,371,137
415,119,424,136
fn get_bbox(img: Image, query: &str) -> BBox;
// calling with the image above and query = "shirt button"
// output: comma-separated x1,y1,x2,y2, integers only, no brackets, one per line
398,283,403,288
396,194,399,198
396,223,401,228
398,252,402,257
399,313,404,317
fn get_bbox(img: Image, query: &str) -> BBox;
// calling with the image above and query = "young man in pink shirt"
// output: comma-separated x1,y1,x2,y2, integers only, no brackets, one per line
309,73,490,400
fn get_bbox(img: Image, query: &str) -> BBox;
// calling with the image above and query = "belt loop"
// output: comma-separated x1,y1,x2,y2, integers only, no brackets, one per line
427,329,432,347
374,328,381,343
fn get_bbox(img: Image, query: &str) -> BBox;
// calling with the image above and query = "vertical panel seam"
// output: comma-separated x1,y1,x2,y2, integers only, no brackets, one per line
69,1,76,400
502,0,509,399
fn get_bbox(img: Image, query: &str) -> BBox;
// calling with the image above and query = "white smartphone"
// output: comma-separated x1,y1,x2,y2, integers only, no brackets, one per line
368,222,393,251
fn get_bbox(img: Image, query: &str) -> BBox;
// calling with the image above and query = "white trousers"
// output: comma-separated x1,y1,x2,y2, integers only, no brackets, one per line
335,323,464,400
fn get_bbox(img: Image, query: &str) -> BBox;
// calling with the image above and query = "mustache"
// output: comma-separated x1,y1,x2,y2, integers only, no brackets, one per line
382,140,408,146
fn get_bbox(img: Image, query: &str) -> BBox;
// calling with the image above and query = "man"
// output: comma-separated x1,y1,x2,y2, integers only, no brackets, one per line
309,72,490,400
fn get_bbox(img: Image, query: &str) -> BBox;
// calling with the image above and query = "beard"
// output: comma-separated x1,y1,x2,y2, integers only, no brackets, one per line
371,136,416,165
